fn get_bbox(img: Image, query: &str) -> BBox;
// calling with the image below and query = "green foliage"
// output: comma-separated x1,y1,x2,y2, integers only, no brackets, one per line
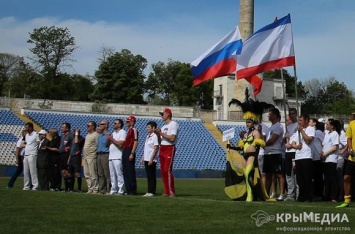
92,49,146,104
302,77,355,115
0,53,21,95
145,59,213,109
27,26,77,79
3,60,94,101
3,61,44,98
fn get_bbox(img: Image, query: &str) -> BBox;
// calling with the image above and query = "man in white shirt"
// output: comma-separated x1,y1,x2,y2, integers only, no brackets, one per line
291,114,315,202
107,119,126,195
156,108,179,197
23,122,39,190
284,108,298,201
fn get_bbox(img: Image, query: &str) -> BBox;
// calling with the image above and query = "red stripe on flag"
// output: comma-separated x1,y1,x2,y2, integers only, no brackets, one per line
237,56,295,80
245,74,263,96
193,58,236,86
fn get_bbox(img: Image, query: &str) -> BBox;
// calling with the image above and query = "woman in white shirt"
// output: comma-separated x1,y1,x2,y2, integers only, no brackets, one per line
321,119,341,202
309,118,325,201
140,121,160,197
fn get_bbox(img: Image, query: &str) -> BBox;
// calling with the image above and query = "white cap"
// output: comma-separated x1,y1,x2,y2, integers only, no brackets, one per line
38,129,47,135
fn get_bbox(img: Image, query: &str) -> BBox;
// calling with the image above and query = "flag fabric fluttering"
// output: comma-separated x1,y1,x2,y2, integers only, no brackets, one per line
236,14,295,93
191,27,242,86
245,72,264,96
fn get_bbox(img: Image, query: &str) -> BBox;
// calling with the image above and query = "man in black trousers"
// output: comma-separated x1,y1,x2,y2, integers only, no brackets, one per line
45,128,62,191
37,130,50,190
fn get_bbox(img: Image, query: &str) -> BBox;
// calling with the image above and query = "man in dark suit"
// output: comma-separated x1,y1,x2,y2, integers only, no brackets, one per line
46,128,62,191
37,130,50,190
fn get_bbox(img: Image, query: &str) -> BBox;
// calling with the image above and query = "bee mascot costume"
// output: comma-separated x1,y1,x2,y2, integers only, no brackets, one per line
224,88,275,202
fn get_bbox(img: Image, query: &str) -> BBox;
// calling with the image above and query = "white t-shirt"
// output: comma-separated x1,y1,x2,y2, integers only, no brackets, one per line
143,133,159,161
294,126,315,160
338,130,347,159
286,122,298,153
323,131,339,163
161,121,179,146
257,123,269,156
16,137,25,156
24,131,39,156
109,129,127,160
311,130,324,161
264,122,284,154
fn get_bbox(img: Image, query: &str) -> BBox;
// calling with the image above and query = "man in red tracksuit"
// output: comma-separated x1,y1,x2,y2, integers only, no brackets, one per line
156,108,179,197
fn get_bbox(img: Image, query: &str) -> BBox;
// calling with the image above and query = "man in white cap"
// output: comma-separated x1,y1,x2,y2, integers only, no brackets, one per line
156,108,179,197
37,130,50,190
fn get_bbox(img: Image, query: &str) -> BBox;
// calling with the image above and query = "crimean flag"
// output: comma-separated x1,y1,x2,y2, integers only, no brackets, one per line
191,27,242,86
245,73,264,96
236,14,295,90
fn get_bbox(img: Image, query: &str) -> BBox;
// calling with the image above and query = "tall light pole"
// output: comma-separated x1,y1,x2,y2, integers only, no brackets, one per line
234,0,254,102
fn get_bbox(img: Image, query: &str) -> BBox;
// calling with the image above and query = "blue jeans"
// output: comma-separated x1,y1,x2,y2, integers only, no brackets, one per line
7,156,24,187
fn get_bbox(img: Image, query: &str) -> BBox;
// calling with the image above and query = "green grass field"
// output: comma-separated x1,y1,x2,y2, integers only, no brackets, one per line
0,177,354,233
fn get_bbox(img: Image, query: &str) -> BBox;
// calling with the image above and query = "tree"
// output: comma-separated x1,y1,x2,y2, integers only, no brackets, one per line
0,53,22,95
27,26,77,79
91,49,147,104
301,77,355,115
3,60,44,98
97,44,115,64
145,59,213,108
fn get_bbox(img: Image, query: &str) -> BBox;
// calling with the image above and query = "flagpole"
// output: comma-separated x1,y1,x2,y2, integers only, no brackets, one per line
293,65,300,113
280,69,288,134
293,64,301,144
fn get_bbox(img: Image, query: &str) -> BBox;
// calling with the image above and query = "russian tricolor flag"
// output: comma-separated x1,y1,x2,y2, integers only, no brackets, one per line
236,14,295,80
191,27,242,86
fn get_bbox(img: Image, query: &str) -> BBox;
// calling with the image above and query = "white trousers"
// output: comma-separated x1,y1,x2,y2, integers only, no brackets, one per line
109,159,124,194
83,157,98,192
23,155,38,189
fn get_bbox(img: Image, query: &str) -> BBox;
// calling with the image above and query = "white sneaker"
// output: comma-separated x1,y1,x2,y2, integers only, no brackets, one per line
143,193,154,197
276,194,285,201
23,187,31,191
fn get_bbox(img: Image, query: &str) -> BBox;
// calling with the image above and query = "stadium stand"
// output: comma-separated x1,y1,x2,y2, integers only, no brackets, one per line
24,110,227,171
0,109,25,165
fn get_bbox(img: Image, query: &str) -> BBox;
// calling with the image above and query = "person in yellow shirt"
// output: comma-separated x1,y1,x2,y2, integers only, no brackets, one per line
337,113,355,208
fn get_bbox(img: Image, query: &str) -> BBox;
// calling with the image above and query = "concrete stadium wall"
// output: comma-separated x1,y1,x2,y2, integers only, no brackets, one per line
1,97,195,118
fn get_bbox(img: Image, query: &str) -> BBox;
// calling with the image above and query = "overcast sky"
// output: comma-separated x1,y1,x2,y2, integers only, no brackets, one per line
1,0,355,90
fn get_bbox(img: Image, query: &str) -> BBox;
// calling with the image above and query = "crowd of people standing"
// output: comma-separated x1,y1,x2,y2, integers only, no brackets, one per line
6,108,179,197
255,108,355,208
